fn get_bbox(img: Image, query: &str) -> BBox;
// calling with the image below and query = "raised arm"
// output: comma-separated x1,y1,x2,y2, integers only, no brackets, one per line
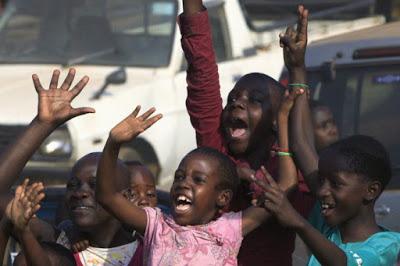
6,179,55,266
258,174,347,266
0,69,94,193
96,106,162,235
180,0,224,149
281,6,319,193
276,87,304,192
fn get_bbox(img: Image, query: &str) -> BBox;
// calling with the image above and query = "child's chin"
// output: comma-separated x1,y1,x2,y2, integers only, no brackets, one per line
228,142,248,156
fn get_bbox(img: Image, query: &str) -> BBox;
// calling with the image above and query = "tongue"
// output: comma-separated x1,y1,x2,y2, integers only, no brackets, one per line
232,128,246,138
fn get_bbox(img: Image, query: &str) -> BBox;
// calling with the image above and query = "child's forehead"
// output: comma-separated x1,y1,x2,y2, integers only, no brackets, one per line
129,167,155,186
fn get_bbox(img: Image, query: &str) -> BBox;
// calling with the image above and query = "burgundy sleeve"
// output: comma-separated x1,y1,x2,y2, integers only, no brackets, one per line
178,10,224,150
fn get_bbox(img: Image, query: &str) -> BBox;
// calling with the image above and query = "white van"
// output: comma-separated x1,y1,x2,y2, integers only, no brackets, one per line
0,0,284,187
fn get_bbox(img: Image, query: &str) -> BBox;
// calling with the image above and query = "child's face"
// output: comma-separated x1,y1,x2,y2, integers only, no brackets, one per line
170,154,226,226
125,165,157,208
312,107,339,151
65,155,128,231
222,84,274,156
317,155,370,227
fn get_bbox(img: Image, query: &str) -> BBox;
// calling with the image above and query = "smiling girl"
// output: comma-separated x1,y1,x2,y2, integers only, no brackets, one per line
95,102,298,265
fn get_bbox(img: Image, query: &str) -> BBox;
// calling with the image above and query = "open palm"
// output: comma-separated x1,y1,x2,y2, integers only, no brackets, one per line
34,68,95,126
6,179,45,231
110,106,162,144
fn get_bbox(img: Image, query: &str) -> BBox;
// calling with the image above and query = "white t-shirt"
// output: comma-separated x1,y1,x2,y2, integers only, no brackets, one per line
57,230,138,266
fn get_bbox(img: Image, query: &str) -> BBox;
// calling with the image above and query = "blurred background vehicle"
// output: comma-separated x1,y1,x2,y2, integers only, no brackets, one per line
0,0,384,191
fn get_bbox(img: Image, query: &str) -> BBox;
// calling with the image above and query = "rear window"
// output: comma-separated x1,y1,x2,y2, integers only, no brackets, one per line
308,64,400,189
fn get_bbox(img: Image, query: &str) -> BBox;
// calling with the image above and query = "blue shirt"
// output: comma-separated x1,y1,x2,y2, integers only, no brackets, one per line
307,204,400,266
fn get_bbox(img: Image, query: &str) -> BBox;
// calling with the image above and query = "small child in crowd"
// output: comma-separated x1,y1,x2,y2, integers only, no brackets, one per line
260,4,400,265
310,100,339,152
179,0,314,264
5,179,75,266
94,94,298,265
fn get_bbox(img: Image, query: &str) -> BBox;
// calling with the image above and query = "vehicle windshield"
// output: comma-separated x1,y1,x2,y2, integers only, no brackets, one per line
308,64,400,188
241,0,379,30
0,0,177,67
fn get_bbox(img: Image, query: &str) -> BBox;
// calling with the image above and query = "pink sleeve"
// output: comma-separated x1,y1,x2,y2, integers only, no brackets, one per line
215,212,243,246
143,207,161,255
178,10,224,150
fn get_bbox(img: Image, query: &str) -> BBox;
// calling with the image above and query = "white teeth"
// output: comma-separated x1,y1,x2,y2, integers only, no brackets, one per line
76,206,90,210
177,195,191,204
321,203,335,210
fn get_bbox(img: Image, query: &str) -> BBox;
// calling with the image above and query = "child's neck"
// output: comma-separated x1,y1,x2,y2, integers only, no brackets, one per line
238,138,274,169
339,205,380,243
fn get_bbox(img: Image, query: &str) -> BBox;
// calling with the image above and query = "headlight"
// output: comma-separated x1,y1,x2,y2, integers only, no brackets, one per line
32,127,72,161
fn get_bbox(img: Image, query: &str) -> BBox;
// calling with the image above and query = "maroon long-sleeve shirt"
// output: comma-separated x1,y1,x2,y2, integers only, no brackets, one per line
178,10,314,266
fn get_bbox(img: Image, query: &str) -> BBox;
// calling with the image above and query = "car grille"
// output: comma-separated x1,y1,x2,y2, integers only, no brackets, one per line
0,125,26,152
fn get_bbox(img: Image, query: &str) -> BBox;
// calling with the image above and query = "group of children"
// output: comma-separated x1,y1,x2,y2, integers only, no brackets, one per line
0,1,398,265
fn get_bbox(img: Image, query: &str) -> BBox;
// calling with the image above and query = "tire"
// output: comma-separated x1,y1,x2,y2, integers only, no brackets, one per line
118,138,161,183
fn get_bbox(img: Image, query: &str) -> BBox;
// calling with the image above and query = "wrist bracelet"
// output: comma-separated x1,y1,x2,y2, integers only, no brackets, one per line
288,83,309,88
277,151,293,157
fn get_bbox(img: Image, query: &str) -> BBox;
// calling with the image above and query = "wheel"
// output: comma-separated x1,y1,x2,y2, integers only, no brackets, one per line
118,138,161,183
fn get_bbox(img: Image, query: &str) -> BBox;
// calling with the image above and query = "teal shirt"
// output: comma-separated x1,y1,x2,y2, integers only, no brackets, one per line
307,204,400,266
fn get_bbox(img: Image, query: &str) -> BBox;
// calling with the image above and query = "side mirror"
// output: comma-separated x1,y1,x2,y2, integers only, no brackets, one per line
106,67,126,85
91,67,127,100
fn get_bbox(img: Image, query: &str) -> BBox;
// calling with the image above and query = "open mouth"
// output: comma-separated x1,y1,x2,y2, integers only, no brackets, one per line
70,203,95,212
226,117,248,140
320,202,336,216
174,195,192,213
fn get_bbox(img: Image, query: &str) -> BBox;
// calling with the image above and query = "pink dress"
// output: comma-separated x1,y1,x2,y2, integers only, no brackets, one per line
143,207,243,266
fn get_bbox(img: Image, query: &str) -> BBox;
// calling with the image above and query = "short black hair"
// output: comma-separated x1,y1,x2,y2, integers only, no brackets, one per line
185,147,239,194
319,135,392,189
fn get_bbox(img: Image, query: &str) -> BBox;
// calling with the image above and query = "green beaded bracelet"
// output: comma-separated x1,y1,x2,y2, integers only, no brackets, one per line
277,151,293,157
288,83,309,88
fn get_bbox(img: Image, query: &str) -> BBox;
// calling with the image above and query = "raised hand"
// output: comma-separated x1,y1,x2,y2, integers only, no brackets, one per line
33,68,95,126
109,106,162,145
253,167,304,229
280,5,309,70
278,87,305,117
5,179,45,231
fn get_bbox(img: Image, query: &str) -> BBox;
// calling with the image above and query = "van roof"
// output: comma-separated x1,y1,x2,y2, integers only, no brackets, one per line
306,21,400,67
311,21,400,45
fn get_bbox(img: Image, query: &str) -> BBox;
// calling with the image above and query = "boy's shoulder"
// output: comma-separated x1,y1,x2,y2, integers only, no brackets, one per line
363,229,400,251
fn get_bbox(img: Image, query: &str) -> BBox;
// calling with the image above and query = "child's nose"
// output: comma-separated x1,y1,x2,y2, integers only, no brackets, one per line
316,180,330,198
137,197,150,207
72,184,91,198
231,98,246,109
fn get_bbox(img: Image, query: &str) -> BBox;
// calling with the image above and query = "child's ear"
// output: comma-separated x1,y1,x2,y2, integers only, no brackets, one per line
364,181,382,202
217,189,233,209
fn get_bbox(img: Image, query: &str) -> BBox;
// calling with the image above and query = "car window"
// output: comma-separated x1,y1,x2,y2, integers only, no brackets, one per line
309,64,400,189
208,5,232,62
0,0,177,67
180,4,232,71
